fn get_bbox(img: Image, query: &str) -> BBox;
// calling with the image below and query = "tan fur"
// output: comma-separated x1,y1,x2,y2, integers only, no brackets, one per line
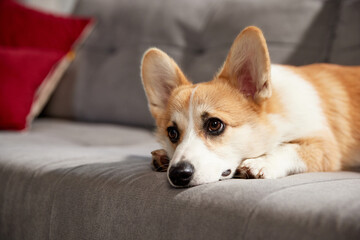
289,64,360,170
141,26,360,181
161,86,193,144
141,48,191,126
218,26,272,104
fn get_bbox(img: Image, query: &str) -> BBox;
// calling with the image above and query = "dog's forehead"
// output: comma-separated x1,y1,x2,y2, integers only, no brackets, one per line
168,86,192,115
168,83,226,123
168,81,258,129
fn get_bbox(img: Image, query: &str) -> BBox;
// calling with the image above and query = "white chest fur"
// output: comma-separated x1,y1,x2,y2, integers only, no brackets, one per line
270,65,329,142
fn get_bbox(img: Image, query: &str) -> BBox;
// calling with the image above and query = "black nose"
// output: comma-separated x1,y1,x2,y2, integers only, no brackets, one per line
169,162,194,187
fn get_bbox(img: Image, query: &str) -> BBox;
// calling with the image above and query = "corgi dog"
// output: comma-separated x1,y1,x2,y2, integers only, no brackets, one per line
141,26,360,188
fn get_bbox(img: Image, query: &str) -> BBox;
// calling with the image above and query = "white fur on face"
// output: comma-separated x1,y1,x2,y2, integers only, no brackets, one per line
215,123,277,162
167,87,240,186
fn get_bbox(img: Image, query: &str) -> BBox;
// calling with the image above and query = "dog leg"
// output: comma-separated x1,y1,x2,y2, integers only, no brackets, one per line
234,138,340,179
151,149,170,172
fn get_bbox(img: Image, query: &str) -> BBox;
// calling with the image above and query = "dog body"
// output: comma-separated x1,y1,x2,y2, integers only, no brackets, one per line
141,26,360,187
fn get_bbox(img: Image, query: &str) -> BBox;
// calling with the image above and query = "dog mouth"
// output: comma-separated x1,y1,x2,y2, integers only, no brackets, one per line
169,169,234,188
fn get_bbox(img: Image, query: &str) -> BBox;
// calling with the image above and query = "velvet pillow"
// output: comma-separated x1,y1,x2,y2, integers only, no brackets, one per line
0,0,93,130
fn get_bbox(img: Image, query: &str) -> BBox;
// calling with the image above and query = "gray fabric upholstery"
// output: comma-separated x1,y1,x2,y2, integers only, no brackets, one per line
1,119,360,239
45,0,345,128
330,0,360,65
4,1,360,239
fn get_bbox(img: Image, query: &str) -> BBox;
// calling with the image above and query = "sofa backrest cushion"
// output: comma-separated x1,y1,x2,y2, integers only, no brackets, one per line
329,0,360,65
45,0,346,128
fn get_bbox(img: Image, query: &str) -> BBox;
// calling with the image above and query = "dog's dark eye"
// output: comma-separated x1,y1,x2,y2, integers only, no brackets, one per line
205,118,225,136
167,127,179,143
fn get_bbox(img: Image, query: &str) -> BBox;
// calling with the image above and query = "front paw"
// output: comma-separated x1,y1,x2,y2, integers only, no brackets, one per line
234,157,280,179
151,149,169,172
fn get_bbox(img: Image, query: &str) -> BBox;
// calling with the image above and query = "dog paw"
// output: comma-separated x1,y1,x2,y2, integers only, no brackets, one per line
234,157,280,179
151,149,169,172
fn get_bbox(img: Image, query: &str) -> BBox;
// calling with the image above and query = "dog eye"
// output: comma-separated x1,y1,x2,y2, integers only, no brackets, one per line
206,118,225,135
167,127,179,143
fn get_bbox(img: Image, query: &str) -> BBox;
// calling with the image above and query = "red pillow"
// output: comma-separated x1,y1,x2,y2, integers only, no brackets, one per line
0,0,91,51
0,47,63,130
0,0,93,130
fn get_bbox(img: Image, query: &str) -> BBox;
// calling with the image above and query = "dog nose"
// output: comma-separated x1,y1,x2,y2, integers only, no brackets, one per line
169,162,194,187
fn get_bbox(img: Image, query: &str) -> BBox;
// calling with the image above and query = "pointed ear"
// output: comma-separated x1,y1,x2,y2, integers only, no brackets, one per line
141,48,190,120
218,26,271,104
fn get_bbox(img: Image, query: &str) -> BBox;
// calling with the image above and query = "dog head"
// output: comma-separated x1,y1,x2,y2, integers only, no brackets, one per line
141,26,277,187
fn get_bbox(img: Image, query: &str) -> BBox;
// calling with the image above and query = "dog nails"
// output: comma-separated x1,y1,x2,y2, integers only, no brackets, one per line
151,149,170,172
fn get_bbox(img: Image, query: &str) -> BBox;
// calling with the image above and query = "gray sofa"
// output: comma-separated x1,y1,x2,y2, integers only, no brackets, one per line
1,0,360,239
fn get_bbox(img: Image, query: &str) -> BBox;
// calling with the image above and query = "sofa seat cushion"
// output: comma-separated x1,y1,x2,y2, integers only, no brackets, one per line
0,119,359,239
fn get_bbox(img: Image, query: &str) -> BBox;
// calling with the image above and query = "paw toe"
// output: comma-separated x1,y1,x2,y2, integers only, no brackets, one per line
151,149,169,172
234,166,256,179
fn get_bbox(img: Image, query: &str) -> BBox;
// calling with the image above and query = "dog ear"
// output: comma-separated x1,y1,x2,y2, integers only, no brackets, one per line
218,26,271,104
141,48,190,120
